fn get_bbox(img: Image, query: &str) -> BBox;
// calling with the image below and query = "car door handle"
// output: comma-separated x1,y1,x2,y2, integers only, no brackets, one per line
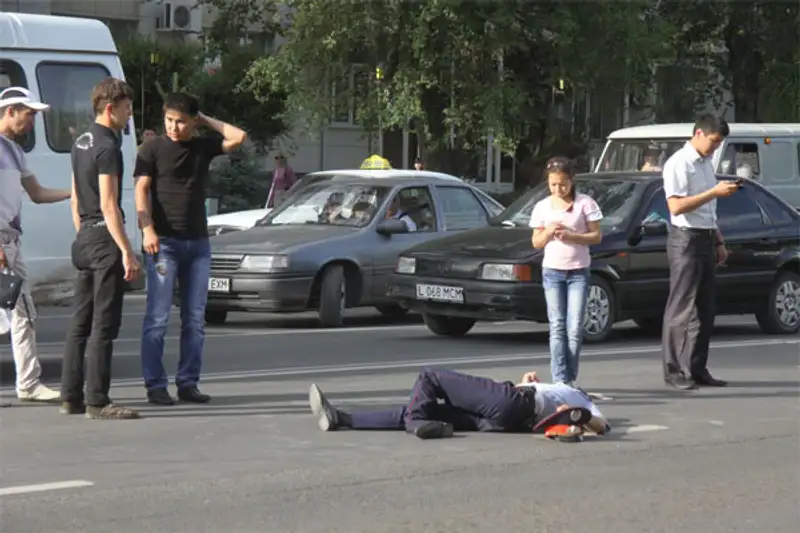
759,238,777,244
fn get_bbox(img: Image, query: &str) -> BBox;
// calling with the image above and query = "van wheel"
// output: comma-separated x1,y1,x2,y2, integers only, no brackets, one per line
423,313,475,337
375,304,409,318
205,309,228,325
755,270,800,334
583,275,616,343
318,264,346,327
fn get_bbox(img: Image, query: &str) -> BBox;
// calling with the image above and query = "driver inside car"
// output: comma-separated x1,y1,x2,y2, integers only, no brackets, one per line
308,368,611,440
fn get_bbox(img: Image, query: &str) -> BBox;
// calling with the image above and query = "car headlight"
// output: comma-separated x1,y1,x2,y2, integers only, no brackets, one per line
239,254,290,272
395,256,416,275
479,263,531,282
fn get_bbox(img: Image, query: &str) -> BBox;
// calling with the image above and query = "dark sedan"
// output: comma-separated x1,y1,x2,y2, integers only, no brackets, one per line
387,172,800,342
202,172,505,327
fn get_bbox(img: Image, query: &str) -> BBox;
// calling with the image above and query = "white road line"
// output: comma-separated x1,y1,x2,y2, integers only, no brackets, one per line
620,424,669,434
0,480,94,497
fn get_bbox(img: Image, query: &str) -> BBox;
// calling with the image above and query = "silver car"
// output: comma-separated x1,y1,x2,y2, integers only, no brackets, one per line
204,172,505,326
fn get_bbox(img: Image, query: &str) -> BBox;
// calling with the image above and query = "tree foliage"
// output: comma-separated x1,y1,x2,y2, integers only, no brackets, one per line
240,0,672,173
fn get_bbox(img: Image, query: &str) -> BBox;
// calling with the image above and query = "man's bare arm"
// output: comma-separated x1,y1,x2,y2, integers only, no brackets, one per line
134,175,154,230
70,173,80,232
99,174,134,256
197,112,247,153
21,174,71,204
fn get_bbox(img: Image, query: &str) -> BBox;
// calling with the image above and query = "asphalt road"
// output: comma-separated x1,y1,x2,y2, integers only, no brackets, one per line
1,299,799,533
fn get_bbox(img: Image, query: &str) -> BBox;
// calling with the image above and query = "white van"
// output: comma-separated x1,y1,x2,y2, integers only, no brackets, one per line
595,123,800,208
0,13,142,302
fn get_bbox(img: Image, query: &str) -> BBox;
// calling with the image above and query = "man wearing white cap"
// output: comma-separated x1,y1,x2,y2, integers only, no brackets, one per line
0,87,71,403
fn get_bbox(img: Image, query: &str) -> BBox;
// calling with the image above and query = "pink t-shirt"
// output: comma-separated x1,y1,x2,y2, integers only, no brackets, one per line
528,193,603,270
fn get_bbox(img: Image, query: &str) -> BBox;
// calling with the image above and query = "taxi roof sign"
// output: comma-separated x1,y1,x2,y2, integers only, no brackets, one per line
360,154,392,170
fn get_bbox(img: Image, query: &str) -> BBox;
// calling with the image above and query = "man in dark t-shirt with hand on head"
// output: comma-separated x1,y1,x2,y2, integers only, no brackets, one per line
134,92,246,405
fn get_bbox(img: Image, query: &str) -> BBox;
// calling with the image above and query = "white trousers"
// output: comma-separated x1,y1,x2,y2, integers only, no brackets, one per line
2,239,41,393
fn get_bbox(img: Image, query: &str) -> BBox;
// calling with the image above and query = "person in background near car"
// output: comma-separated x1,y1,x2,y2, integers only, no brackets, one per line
61,78,142,419
413,157,424,171
138,129,156,152
0,87,71,405
135,92,247,406
530,157,603,387
661,114,740,391
266,153,296,208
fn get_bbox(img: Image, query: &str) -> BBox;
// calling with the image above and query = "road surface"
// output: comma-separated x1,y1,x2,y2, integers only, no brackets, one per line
1,300,798,532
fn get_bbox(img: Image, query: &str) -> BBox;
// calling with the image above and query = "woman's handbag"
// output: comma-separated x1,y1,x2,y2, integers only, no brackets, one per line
0,267,24,310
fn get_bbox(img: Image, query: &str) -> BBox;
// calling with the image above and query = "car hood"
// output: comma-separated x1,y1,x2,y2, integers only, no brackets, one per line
210,224,360,254
207,208,271,229
406,227,542,261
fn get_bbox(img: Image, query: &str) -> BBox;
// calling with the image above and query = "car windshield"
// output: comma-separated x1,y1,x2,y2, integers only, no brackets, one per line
261,183,391,227
497,177,644,231
597,139,687,172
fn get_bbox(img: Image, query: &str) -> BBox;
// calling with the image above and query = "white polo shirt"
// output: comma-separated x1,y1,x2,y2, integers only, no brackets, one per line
661,142,717,229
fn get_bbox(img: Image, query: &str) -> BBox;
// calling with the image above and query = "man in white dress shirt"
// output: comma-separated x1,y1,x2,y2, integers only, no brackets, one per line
660,114,740,390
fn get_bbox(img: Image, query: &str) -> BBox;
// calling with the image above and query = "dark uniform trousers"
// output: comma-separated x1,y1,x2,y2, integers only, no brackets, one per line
60,223,126,407
662,226,717,379
349,369,537,432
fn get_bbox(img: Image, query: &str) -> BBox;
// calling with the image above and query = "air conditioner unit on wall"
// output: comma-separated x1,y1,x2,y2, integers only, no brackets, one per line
155,1,199,33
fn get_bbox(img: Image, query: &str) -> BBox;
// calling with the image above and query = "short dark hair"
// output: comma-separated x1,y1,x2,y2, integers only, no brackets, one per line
91,77,134,116
693,114,730,137
163,92,199,117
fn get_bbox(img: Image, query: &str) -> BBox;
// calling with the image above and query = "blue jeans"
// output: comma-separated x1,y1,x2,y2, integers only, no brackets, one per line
141,237,211,391
542,268,590,384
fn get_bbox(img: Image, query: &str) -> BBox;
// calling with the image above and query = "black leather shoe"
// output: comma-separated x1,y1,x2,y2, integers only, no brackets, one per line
177,387,211,403
665,376,697,391
693,373,728,387
413,421,455,440
147,388,175,405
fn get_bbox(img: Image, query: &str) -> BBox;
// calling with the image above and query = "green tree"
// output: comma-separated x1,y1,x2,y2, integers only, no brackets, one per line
657,0,800,122
239,0,672,177
117,36,203,135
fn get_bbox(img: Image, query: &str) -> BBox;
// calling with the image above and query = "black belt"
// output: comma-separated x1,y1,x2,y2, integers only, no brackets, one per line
670,225,716,236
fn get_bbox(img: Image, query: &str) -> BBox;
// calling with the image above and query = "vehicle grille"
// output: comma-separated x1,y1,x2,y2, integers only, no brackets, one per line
414,257,481,279
210,255,243,272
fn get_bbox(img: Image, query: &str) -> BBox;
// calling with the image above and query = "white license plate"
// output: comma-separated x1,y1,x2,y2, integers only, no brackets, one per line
208,277,230,293
415,284,464,303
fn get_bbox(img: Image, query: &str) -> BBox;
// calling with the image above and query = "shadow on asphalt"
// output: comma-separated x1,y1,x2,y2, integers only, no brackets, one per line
218,312,425,330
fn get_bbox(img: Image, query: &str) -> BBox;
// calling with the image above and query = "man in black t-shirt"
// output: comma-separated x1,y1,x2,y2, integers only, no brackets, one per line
134,92,247,405
61,77,142,420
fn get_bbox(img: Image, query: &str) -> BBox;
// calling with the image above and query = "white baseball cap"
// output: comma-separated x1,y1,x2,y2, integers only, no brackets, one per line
0,87,50,111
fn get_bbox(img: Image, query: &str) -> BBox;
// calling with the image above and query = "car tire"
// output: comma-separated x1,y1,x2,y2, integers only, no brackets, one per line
318,264,346,327
205,309,228,325
423,313,476,337
583,275,616,343
755,270,800,335
375,304,409,318
634,316,662,335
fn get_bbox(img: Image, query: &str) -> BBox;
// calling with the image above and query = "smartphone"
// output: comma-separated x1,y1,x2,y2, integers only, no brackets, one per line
734,179,745,189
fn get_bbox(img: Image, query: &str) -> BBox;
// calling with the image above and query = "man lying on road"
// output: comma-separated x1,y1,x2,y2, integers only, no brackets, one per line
309,368,611,440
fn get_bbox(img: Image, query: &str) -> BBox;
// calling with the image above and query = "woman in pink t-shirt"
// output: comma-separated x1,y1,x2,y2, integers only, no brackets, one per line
529,157,603,386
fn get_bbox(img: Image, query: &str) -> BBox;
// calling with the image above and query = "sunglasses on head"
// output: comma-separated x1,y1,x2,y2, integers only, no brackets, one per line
546,159,571,170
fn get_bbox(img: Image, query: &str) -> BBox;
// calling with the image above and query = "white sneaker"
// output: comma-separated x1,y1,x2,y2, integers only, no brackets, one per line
17,384,61,403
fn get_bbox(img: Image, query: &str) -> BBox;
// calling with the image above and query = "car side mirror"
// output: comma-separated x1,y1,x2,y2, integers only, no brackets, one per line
376,218,409,236
641,220,668,237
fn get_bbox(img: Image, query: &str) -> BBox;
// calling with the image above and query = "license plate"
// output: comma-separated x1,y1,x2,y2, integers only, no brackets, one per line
208,277,230,293
415,283,464,303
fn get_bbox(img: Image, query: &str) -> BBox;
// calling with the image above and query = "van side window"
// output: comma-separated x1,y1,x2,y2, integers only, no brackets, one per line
726,142,760,178
0,60,35,152
36,62,112,153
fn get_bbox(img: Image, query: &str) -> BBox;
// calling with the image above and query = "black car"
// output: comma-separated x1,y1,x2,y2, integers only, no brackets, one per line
387,172,800,342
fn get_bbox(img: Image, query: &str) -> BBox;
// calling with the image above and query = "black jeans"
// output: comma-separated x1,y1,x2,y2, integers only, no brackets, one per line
60,225,125,407
662,226,717,380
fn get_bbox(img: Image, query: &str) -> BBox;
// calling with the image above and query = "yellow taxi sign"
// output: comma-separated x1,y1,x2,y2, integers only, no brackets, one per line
360,154,392,170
